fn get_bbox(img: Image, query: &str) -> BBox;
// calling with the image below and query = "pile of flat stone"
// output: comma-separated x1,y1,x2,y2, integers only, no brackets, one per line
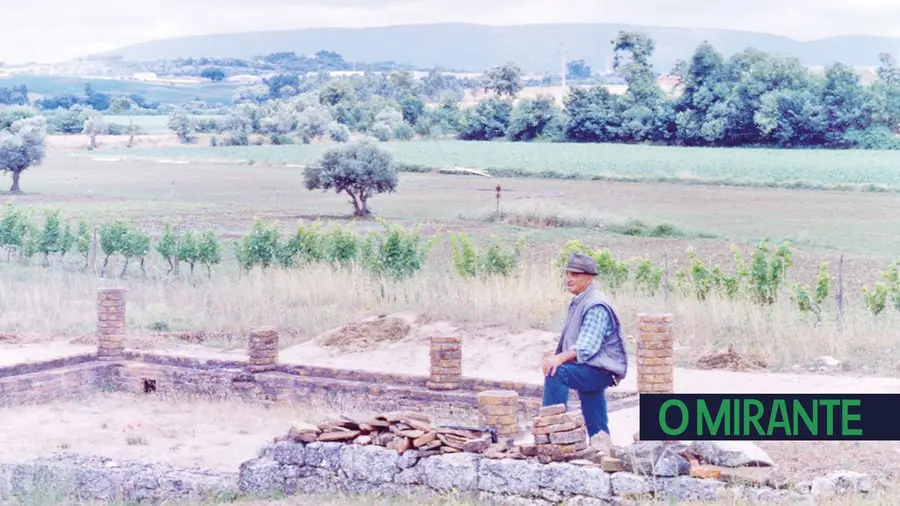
277,410,524,457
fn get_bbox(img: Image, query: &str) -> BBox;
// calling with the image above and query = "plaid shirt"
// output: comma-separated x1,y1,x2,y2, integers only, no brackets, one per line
569,292,611,364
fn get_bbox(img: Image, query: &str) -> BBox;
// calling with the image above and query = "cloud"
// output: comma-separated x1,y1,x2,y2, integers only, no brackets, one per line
2,0,900,63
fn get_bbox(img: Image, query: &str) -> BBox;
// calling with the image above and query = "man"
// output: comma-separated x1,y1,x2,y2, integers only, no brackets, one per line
541,252,628,440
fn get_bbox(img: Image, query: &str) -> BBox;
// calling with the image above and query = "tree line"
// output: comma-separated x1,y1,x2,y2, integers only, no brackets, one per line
154,32,900,150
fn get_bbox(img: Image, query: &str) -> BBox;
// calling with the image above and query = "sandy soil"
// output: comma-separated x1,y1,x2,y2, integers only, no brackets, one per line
0,392,337,472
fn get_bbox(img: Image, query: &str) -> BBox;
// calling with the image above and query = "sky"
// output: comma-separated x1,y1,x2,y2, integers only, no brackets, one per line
4,0,900,64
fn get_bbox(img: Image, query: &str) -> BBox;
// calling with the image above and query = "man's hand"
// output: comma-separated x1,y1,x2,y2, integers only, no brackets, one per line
542,350,577,376
541,356,559,376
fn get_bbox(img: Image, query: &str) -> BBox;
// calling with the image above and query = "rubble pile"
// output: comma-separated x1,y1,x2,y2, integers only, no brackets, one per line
274,410,530,459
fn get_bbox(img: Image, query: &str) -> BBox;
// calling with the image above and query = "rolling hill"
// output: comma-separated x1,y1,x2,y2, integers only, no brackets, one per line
96,22,900,74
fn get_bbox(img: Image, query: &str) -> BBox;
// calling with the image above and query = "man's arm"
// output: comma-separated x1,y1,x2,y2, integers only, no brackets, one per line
569,305,609,364
546,305,610,376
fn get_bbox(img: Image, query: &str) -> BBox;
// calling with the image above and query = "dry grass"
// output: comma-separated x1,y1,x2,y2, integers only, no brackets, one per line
0,253,896,374
14,483,900,506
251,490,900,506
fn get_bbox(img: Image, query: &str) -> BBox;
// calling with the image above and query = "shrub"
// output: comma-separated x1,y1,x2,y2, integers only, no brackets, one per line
632,258,664,296
98,220,131,276
450,233,521,278
359,219,435,281
328,123,350,143
277,222,326,268
234,219,281,272
322,225,359,267
197,230,222,278
790,261,831,325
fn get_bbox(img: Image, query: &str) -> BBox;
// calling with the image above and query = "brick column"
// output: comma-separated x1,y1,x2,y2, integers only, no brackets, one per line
636,313,675,393
477,390,520,440
96,287,126,361
248,327,279,372
427,336,461,390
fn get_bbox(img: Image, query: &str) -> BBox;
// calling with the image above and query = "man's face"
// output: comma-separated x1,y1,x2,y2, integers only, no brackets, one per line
566,271,593,295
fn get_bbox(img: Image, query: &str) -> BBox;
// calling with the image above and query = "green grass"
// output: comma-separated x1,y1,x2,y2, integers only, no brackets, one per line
103,114,225,133
97,140,900,190
15,75,241,104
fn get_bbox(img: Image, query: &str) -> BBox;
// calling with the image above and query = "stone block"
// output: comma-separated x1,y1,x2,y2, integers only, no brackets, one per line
539,462,612,500
610,472,652,497
339,445,400,484
422,453,480,492
238,457,284,496
478,458,542,496
303,442,343,471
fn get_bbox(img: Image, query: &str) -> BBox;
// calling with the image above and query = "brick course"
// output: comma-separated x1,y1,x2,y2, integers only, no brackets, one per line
635,312,675,394
427,335,462,391
96,287,126,361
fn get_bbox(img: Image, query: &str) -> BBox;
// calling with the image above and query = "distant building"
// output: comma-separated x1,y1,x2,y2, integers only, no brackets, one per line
132,72,159,81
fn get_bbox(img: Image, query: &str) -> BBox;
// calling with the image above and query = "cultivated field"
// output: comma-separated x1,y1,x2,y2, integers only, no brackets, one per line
102,115,226,134
95,139,900,191
3,138,900,503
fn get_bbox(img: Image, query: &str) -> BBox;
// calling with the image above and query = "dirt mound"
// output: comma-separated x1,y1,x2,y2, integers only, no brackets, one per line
317,315,413,353
0,333,21,344
696,345,768,372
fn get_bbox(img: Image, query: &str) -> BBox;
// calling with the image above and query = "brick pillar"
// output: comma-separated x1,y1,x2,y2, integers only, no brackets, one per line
248,327,279,372
477,390,520,440
636,313,675,394
427,336,461,390
96,287,126,361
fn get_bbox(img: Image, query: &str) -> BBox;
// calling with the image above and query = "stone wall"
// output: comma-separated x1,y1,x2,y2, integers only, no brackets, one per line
0,453,236,504
0,357,111,408
238,439,873,505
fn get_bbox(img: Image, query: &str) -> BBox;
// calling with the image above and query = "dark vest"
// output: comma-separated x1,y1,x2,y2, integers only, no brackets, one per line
555,283,628,381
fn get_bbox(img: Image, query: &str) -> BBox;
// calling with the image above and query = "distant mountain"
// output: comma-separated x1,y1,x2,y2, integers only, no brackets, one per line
94,22,900,74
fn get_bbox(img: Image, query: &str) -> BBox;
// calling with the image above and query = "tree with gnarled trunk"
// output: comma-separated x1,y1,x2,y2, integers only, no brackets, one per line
0,116,46,193
303,140,398,217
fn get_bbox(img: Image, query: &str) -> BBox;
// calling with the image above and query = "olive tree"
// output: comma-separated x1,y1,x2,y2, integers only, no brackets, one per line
82,111,108,149
303,140,398,217
0,116,46,193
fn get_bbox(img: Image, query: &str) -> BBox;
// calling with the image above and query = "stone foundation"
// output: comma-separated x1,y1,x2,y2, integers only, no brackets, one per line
237,440,873,505
0,453,236,504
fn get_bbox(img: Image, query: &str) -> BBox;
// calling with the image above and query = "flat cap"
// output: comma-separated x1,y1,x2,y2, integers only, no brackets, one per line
564,252,598,275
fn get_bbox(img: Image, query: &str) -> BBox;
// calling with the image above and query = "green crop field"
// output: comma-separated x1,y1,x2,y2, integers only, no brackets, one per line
102,114,225,134
102,140,900,190
16,75,241,104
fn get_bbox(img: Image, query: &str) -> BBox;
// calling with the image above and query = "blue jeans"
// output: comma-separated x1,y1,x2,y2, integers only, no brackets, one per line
542,362,614,438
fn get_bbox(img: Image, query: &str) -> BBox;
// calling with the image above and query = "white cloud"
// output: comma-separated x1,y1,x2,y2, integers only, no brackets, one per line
3,0,900,63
